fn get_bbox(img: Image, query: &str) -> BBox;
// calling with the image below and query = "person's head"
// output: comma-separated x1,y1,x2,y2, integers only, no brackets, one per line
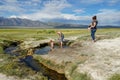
57,31,61,35
50,39,54,43
92,16,97,20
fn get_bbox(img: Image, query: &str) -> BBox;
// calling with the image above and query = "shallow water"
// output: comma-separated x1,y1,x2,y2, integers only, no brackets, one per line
34,46,51,55
20,55,67,80
34,46,69,55
4,45,67,80
4,46,20,56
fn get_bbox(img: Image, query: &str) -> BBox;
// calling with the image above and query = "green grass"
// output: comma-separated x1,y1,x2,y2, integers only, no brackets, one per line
0,29,89,41
0,46,4,54
0,53,47,80
77,28,120,41
109,74,120,80
0,28,120,42
34,55,65,73
71,72,91,80
65,61,90,80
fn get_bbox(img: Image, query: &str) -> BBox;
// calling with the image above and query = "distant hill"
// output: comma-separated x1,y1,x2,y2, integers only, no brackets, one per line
0,17,87,28
0,17,119,28
0,17,50,28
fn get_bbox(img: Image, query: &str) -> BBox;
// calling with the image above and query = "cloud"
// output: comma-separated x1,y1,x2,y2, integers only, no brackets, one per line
1,0,120,26
79,0,120,6
73,9,85,14
97,9,120,25
12,0,90,24
107,0,120,5
5,0,17,3
0,0,24,13
42,0,71,13
0,0,42,14
80,0,104,4
61,14,90,21
9,15,17,18
0,5,23,12
18,0,71,20
17,0,90,22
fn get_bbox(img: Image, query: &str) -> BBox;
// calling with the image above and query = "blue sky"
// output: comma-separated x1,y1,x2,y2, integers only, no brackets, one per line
0,0,120,26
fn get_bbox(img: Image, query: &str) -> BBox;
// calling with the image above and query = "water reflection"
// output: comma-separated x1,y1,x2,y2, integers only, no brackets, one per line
34,46,51,55
34,46,69,55
4,46,20,56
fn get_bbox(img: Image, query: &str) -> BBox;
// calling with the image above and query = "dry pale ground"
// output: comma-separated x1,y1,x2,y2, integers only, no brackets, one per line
77,38,120,80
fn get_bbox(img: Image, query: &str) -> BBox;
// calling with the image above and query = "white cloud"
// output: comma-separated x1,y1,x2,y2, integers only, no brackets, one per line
61,14,90,21
15,0,91,24
97,9,120,25
17,0,90,22
80,0,120,6
5,0,17,3
18,0,71,20
107,0,120,5
80,0,103,4
0,0,42,13
43,0,71,12
0,0,24,13
32,0,41,2
0,5,24,12
9,15,17,18
1,0,120,26
73,9,85,14
62,14,78,20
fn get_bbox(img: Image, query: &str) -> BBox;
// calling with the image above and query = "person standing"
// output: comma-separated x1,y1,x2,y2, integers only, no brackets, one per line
88,16,98,42
57,31,64,48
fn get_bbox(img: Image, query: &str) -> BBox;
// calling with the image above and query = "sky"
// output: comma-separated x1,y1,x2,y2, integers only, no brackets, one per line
0,0,120,26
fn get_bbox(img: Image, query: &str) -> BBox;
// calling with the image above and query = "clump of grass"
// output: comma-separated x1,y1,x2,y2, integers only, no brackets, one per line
109,74,120,80
66,40,75,46
0,46,4,54
70,41,82,48
0,50,47,79
66,63,91,80
67,63,78,76
2,40,12,47
37,30,55,34
0,56,33,77
34,36,47,40
34,55,65,73
77,35,91,41
71,72,91,80
65,61,90,80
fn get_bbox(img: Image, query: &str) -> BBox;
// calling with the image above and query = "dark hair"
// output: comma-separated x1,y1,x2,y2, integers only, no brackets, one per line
92,16,97,20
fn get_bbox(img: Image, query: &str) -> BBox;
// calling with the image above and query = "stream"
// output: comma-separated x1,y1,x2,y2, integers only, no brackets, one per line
4,42,68,80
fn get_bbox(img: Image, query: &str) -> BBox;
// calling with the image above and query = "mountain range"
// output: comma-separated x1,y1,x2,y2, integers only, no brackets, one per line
0,17,50,28
0,17,119,28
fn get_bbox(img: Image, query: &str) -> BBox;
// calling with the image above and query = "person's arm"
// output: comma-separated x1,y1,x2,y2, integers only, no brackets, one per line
57,32,61,39
88,23,92,29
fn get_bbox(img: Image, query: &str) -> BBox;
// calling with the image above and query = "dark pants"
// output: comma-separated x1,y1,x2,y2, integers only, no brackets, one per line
91,29,97,40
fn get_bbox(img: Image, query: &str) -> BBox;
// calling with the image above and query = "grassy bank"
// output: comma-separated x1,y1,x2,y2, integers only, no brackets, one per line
0,28,120,41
